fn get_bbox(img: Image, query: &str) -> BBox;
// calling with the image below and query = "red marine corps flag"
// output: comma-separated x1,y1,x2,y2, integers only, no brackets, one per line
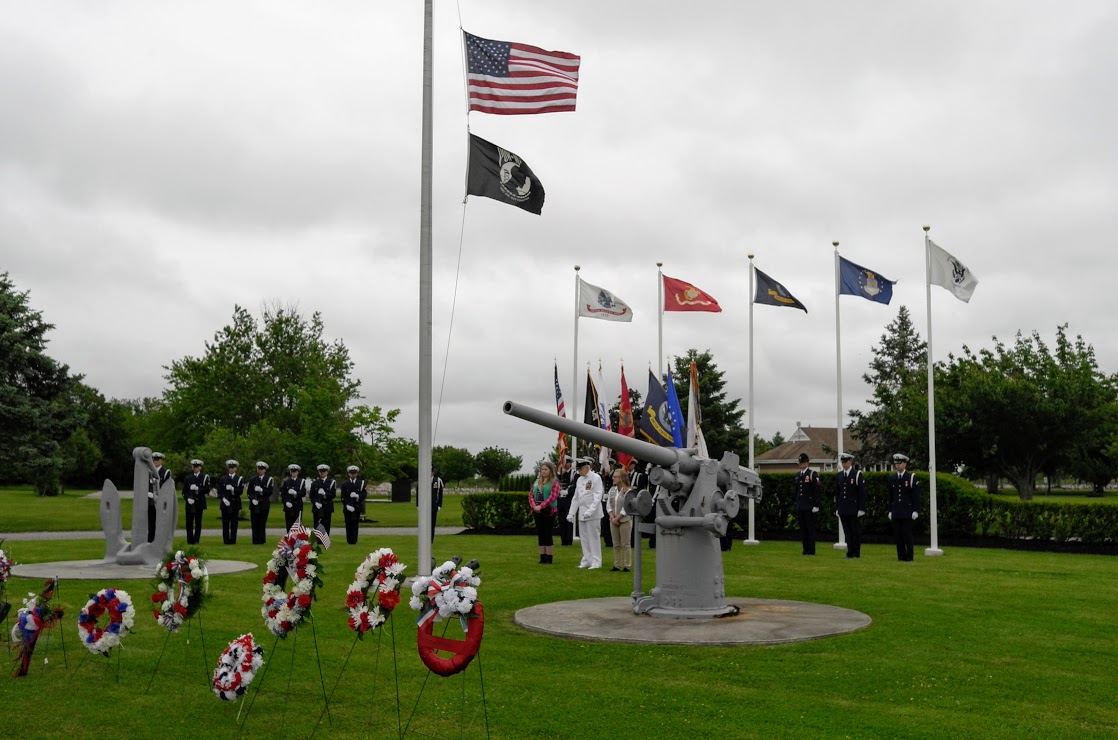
616,367,636,467
662,274,721,313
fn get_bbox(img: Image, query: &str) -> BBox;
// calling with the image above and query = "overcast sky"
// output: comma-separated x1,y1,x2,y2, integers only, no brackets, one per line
3,1,1116,472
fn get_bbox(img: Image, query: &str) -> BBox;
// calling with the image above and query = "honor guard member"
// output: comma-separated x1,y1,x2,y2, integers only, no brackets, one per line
886,453,921,561
835,452,867,558
217,460,245,545
182,459,211,545
280,464,308,532
417,468,445,544
556,456,576,547
310,464,337,534
148,452,172,543
795,452,822,555
566,457,604,569
247,462,273,545
341,465,367,545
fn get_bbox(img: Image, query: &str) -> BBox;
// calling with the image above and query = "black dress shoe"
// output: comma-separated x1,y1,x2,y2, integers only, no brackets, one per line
610,566,620,571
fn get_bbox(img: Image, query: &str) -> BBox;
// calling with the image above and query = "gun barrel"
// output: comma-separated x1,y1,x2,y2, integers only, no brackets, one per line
503,400,686,469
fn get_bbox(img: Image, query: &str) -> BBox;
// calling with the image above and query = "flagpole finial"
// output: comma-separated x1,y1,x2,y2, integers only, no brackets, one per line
747,252,754,260
922,224,931,232
832,240,839,248
656,261,663,268
575,265,580,272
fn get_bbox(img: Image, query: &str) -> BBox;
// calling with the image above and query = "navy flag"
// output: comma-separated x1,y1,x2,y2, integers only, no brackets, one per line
838,256,895,304
637,369,675,447
754,267,808,313
466,134,545,214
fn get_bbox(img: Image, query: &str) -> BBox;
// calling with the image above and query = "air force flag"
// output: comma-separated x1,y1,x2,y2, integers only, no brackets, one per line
838,256,895,304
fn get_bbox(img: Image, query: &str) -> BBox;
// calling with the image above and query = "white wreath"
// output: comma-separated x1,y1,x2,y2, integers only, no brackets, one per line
213,633,265,701
346,548,406,636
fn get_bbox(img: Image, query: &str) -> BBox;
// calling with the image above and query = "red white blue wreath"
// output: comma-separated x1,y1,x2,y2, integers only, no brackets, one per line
78,587,136,655
11,578,64,677
409,560,481,630
151,550,208,632
345,548,406,636
261,521,327,637
213,633,265,700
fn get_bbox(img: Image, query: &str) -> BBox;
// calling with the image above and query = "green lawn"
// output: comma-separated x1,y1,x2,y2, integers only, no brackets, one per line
990,489,1118,505
1,530,1116,739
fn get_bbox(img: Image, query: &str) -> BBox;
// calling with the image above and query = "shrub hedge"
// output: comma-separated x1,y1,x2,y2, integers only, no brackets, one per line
464,472,1117,550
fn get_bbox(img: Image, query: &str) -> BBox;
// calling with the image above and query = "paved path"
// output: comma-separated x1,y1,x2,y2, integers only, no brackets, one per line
0,526,467,541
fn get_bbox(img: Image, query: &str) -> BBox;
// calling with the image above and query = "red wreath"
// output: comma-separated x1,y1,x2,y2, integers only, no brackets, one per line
416,601,485,677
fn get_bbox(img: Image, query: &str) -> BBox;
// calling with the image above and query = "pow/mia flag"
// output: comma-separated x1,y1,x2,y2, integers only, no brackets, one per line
754,266,808,313
466,134,545,214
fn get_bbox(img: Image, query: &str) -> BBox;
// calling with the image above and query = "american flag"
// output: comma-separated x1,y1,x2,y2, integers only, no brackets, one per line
554,363,568,462
464,31,580,115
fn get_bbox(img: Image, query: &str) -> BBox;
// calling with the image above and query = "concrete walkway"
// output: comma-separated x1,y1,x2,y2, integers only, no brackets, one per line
0,526,467,541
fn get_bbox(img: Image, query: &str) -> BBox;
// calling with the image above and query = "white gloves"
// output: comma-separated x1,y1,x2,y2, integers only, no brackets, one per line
251,499,259,506
225,484,233,492
345,505,355,512
285,502,293,509
222,498,230,506
857,510,865,517
887,512,892,520
315,502,322,509
147,491,154,499
811,507,819,513
191,484,199,492
187,498,195,505
912,512,919,520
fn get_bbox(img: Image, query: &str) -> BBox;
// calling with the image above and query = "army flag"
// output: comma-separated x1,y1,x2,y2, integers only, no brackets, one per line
754,267,808,312
578,279,633,321
616,367,636,467
466,134,545,214
638,370,675,447
464,31,580,115
838,256,895,304
928,240,978,303
662,274,721,312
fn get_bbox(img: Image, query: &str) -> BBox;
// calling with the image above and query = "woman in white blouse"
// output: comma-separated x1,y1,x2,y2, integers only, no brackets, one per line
606,468,632,572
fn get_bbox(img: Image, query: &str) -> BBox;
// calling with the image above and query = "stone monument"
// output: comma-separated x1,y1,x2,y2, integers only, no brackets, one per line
100,447,177,565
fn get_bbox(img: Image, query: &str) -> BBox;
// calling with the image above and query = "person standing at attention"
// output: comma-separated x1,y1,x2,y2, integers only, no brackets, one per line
247,462,273,545
835,452,866,558
182,459,211,545
529,460,560,564
886,453,920,561
566,457,604,569
147,452,172,543
795,452,821,555
341,465,367,545
607,468,633,572
310,464,336,534
280,464,307,532
217,459,245,545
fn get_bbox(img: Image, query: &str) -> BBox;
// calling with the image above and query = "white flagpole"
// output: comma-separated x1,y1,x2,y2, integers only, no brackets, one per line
572,266,581,465
924,225,944,556
417,0,433,576
656,262,664,379
833,240,847,551
745,255,759,545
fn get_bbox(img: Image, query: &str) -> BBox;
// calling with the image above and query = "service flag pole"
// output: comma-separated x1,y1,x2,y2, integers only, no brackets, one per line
744,255,759,545
923,225,944,556
832,240,847,551
417,0,433,575
656,261,664,378
572,266,581,468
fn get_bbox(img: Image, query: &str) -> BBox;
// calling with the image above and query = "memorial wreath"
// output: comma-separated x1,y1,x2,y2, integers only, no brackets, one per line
409,560,485,677
11,578,64,677
78,587,136,655
151,550,209,632
345,547,406,636
213,632,265,701
261,522,326,637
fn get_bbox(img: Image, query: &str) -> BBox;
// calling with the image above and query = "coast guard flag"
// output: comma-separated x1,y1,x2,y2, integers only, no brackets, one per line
637,370,675,447
662,274,722,312
838,256,895,304
754,267,808,312
466,134,545,215
464,31,580,115
663,368,686,448
578,279,633,321
928,240,979,303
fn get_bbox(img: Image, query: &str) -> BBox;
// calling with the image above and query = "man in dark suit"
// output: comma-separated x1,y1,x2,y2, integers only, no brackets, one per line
280,464,308,531
341,465,367,545
835,452,867,558
795,452,821,555
247,461,273,545
417,468,445,544
886,453,921,561
148,452,172,542
217,460,245,545
182,459,211,545
309,464,336,534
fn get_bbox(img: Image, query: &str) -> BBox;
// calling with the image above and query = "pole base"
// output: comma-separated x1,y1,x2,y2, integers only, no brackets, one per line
924,548,944,557
743,539,760,546
832,542,848,551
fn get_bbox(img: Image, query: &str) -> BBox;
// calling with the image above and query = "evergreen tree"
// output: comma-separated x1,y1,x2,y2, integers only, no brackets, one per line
670,349,748,461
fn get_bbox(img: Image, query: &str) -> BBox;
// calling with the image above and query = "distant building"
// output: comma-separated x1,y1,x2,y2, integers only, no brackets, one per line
755,423,882,472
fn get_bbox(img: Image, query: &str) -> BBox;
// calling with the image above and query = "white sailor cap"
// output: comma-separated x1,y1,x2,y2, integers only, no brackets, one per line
892,453,909,463
839,452,855,461
256,461,269,470
317,464,330,472
226,459,239,468
346,465,359,473
288,463,301,472
575,457,593,467
152,452,165,460
190,459,203,466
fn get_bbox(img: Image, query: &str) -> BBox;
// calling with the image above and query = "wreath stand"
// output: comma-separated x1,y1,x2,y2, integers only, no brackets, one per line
72,640,123,685
144,608,211,693
401,619,490,739
237,619,331,733
310,615,402,738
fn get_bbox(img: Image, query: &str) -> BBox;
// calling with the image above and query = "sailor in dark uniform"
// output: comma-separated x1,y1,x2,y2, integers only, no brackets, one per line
217,460,245,545
835,452,867,558
148,452,172,542
247,461,273,544
886,453,920,561
795,452,821,555
280,464,308,531
341,465,367,545
556,456,576,546
182,459,211,545
417,468,445,544
309,464,336,534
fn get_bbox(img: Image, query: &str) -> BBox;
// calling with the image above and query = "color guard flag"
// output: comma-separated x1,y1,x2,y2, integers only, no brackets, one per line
928,240,979,303
554,363,568,462
686,361,709,458
464,31,580,115
616,367,636,467
663,368,686,448
754,267,808,312
584,370,601,430
637,370,676,447
466,134,545,214
838,256,895,304
662,274,721,312
578,279,633,321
